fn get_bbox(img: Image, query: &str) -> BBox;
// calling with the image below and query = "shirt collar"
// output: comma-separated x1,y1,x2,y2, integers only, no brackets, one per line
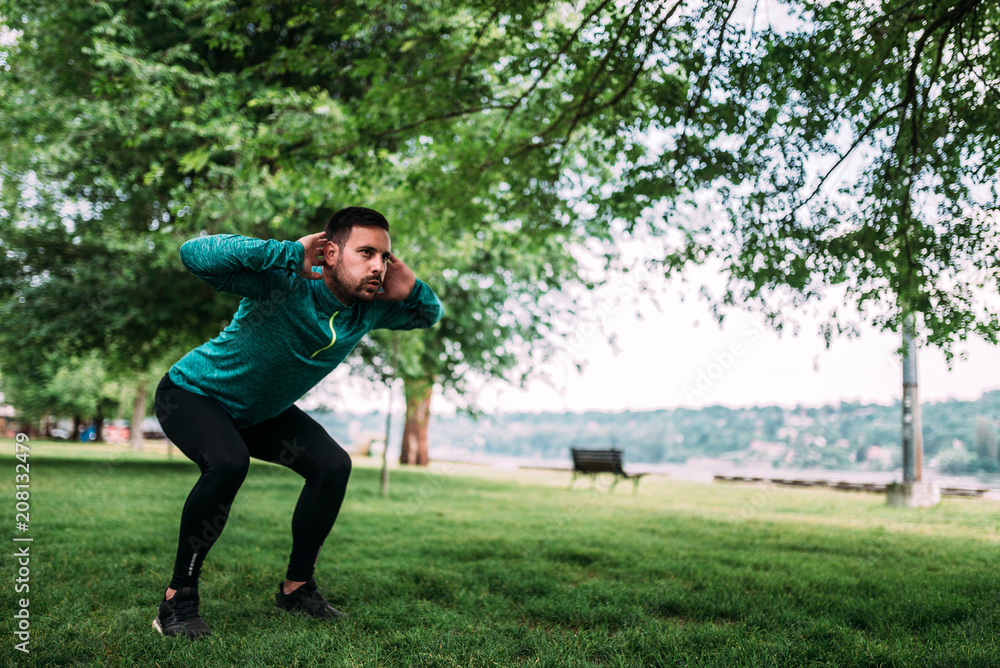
311,277,350,314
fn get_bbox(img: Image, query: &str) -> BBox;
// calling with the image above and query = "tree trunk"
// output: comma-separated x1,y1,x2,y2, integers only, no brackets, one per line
399,378,433,467
93,408,104,442
73,415,82,441
381,379,395,496
130,381,146,451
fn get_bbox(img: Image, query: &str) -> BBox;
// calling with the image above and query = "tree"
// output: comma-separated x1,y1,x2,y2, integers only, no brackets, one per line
0,223,235,446
0,352,121,438
630,0,1000,501
668,0,1000,351
2,1,738,462
1,2,247,442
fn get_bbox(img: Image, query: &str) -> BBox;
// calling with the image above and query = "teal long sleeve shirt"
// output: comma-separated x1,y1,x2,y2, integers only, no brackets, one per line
168,234,444,427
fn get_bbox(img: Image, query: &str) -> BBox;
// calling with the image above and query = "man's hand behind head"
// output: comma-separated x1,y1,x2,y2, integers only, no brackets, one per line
296,232,328,280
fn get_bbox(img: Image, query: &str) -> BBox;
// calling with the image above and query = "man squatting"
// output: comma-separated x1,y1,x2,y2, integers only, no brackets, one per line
152,207,443,638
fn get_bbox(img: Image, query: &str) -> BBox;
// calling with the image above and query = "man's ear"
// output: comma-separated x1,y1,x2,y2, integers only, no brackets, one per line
322,240,339,267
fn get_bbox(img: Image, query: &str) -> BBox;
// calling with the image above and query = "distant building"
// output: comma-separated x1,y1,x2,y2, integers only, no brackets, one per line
746,439,795,464
864,446,894,467
784,414,815,428
749,439,787,459
802,435,827,448
777,426,798,440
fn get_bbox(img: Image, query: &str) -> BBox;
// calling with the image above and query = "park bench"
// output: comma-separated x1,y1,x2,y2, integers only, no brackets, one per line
569,448,647,495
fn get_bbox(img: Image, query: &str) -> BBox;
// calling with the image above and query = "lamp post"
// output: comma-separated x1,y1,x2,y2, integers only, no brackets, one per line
887,312,939,507
901,316,921,484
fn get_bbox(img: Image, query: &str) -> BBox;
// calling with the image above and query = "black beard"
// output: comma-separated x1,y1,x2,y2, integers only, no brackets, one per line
330,261,380,303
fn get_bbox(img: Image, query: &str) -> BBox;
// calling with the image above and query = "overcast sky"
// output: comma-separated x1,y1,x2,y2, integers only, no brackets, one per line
459,270,1000,414
479,296,1000,414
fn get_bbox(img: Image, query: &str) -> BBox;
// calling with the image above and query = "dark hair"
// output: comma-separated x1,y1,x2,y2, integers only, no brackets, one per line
324,207,390,248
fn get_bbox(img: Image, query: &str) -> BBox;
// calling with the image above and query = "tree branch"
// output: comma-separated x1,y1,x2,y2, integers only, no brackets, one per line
892,0,982,293
538,0,664,149
453,0,511,86
787,100,906,216
683,0,739,134
481,0,616,168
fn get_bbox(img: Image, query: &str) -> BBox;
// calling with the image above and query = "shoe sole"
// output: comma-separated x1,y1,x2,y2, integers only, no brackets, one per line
275,603,347,620
276,589,348,620
152,616,211,639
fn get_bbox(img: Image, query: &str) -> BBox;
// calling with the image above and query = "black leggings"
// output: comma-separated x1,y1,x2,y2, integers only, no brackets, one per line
154,373,352,590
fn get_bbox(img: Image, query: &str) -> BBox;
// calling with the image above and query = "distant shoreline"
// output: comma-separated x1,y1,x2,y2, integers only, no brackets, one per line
424,450,1000,496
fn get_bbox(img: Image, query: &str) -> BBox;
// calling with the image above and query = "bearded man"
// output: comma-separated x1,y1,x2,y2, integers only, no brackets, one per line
151,207,443,639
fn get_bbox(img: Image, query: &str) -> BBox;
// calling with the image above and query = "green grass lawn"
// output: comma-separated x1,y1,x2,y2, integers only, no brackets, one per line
2,439,999,667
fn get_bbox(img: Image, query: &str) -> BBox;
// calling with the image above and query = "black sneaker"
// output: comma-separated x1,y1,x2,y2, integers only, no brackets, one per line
152,587,212,639
275,578,347,619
